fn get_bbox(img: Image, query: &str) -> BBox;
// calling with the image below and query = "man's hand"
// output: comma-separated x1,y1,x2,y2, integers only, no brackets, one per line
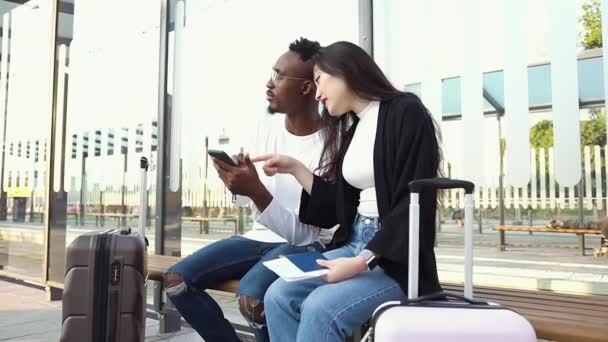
212,153,273,211
212,153,262,197
316,256,368,283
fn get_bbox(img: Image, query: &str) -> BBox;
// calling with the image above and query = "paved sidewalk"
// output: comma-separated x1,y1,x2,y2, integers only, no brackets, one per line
0,277,253,342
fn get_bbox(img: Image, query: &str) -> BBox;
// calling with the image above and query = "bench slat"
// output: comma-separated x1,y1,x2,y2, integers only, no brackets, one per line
525,313,608,342
496,225,601,234
182,216,237,222
443,284,608,305
444,289,608,312
475,298,608,324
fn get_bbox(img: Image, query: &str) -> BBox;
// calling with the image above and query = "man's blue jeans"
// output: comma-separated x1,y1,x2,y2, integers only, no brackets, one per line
166,235,321,342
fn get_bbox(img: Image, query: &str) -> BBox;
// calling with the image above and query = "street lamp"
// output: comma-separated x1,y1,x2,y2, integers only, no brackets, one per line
218,129,229,145
203,136,209,217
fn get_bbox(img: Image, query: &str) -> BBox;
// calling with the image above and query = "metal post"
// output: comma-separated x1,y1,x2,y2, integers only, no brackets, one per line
497,230,505,251
434,210,439,247
497,113,505,226
578,181,585,228
43,0,66,288
79,155,86,226
237,146,244,234
154,0,182,333
203,136,208,217
478,208,483,234
436,209,442,233
0,13,11,222
358,0,374,57
121,152,127,227
29,189,35,223
99,190,104,227
155,0,170,325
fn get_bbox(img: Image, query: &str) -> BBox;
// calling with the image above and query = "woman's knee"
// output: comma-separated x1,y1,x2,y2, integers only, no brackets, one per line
300,291,353,341
300,289,331,318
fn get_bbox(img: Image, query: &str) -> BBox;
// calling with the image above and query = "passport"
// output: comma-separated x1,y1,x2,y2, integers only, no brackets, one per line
263,250,329,282
285,251,328,272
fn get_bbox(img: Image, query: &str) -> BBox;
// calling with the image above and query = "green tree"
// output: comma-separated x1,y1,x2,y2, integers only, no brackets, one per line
581,109,606,146
529,110,606,148
530,120,554,149
580,0,602,49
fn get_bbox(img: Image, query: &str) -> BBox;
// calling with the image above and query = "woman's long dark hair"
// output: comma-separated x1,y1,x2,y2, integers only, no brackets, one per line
313,41,441,180
313,41,403,179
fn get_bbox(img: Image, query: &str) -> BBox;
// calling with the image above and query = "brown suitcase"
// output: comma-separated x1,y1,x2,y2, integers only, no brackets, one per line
61,157,149,342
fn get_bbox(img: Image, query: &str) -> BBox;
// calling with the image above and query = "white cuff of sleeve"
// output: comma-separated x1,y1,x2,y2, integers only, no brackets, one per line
253,197,277,227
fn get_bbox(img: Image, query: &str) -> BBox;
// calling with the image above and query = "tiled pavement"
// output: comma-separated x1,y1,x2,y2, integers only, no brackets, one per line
0,277,254,342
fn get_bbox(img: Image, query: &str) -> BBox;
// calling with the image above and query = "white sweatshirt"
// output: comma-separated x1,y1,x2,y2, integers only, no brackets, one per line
235,114,337,247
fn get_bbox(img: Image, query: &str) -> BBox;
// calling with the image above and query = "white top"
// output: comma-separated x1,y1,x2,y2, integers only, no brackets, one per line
235,114,337,246
342,101,380,217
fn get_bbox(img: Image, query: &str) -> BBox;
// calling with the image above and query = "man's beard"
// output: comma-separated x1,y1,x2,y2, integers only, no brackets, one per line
266,105,277,115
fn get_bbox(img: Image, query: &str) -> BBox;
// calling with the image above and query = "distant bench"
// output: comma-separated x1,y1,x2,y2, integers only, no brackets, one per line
26,211,78,224
495,225,602,256
88,213,138,227
146,254,608,341
182,215,239,234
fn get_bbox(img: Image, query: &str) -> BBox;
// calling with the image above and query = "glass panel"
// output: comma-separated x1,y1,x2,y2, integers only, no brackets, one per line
49,0,161,284
167,0,359,257
0,0,54,280
578,56,604,103
377,0,606,298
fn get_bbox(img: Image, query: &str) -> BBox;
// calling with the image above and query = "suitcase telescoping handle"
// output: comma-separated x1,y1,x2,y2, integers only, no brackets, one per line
138,157,149,240
407,178,475,300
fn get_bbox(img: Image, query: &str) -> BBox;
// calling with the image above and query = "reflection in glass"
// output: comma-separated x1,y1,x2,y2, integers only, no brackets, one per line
47,0,161,284
0,0,54,280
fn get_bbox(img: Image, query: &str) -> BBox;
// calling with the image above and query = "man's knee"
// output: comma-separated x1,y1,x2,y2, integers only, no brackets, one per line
163,272,186,296
237,295,266,326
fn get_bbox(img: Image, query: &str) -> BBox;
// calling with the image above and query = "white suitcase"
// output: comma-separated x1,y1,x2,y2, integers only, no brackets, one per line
363,178,537,342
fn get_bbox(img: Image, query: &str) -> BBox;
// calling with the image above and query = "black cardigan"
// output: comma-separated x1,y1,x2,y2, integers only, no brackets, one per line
299,93,442,295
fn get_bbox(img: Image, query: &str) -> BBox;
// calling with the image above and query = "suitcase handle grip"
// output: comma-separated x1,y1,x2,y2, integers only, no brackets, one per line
408,178,474,194
405,291,486,306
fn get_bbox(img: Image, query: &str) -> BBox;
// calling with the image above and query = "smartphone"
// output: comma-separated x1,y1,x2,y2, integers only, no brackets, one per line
208,149,237,167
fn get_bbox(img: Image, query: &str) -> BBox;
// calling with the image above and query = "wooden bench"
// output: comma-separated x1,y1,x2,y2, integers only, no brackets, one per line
88,213,138,227
496,225,602,256
25,211,78,224
182,215,239,234
147,254,608,341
